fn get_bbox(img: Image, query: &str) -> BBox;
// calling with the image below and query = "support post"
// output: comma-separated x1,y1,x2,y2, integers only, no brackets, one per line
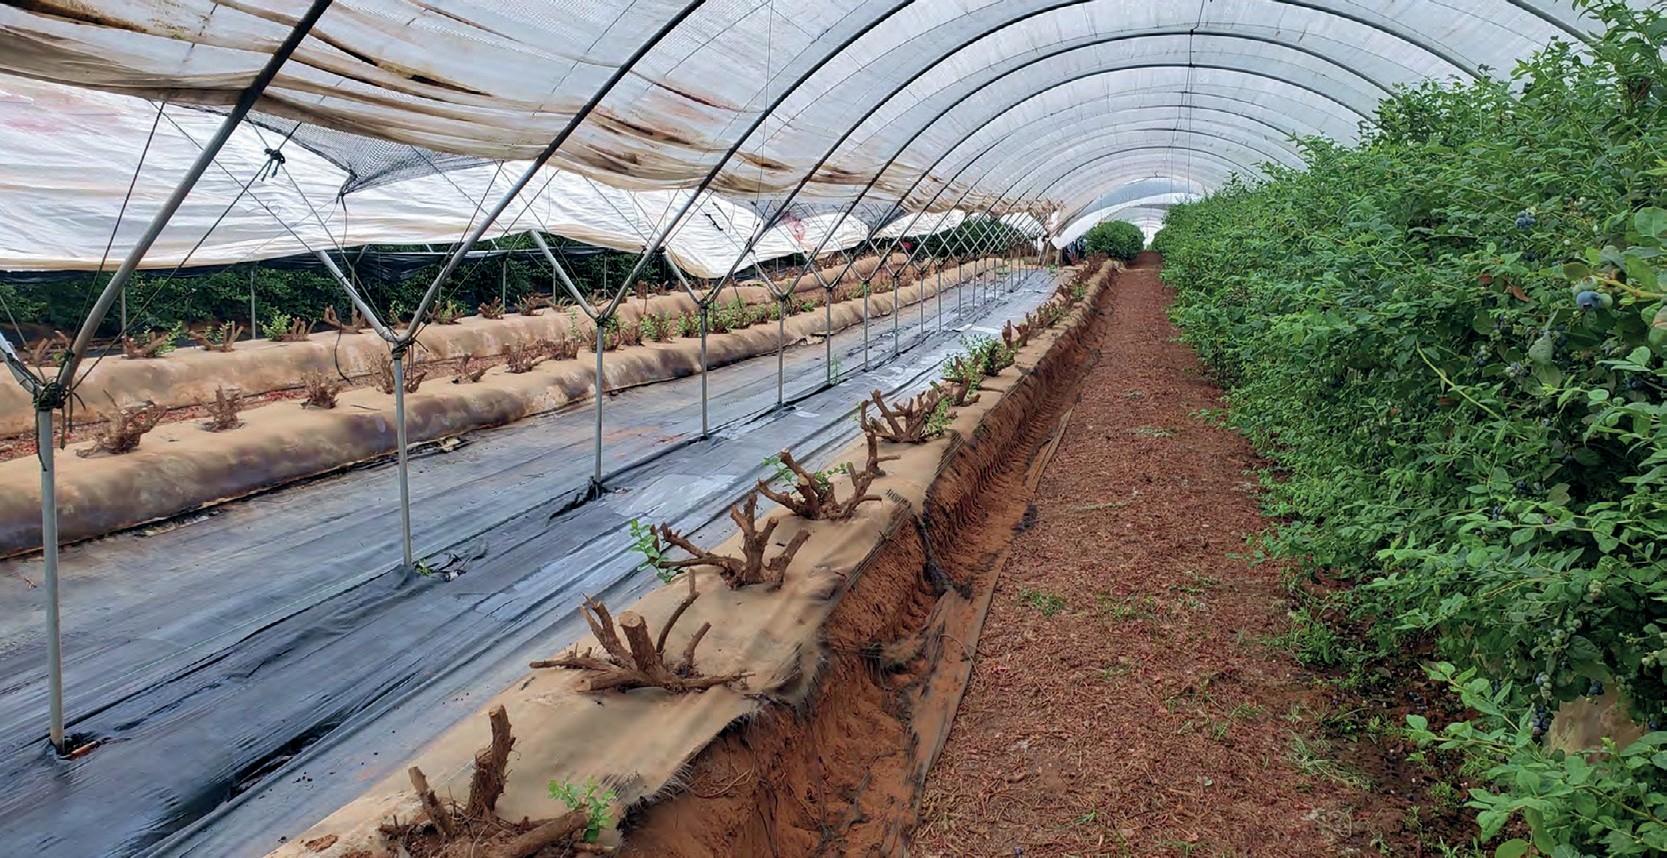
891,272,900,358
776,297,785,407
936,259,944,332
54,0,335,389
593,318,606,492
918,260,926,337
392,348,413,571
395,0,705,335
956,261,963,316
26,0,334,755
249,266,257,341
824,292,834,384
862,288,871,372
699,306,709,437
37,408,63,752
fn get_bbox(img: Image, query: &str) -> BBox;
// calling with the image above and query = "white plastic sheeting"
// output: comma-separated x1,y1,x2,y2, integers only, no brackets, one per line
0,74,879,277
1053,194,1199,247
0,1,1618,270
871,209,968,240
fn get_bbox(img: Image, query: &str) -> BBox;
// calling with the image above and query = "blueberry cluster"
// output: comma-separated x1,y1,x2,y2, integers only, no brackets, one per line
1530,703,1554,739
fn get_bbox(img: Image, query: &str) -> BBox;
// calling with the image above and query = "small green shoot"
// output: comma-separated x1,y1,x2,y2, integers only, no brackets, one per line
548,777,616,843
1020,589,1066,617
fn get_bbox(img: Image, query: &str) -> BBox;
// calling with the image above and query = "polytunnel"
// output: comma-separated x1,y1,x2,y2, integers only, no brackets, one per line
0,1,1638,855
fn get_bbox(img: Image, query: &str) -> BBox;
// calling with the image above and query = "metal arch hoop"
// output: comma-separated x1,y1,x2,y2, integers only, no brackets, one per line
1501,0,1594,43
926,110,1307,194
586,0,924,314
397,0,709,336
1022,147,1245,210
820,26,1405,190
1000,146,1258,223
957,120,1304,177
935,116,1287,211
715,54,1375,302
768,0,1493,137
762,31,1385,306
1063,197,1196,238
1054,170,1235,223
1004,100,1317,146
847,25,1402,144
638,0,1484,294
809,58,1351,281
919,99,1320,192
874,86,1342,209
1049,164,1237,224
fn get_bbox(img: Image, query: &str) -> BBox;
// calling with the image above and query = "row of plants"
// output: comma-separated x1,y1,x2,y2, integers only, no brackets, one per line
1081,220,1145,263
23,256,959,370
9,237,975,356
65,258,972,455
2,238,663,337
1152,2,1666,854
335,257,1096,857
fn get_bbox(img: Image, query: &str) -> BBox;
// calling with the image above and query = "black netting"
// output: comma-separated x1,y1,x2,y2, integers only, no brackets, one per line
246,112,490,195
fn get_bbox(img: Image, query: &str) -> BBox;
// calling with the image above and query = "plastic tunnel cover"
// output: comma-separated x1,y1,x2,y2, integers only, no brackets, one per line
0,1,1620,266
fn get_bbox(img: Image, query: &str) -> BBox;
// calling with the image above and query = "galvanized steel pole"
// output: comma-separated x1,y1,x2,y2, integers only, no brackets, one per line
36,410,62,751
31,0,334,754
392,351,413,570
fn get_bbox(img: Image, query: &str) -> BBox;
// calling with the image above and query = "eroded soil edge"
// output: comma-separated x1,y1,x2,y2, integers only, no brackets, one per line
619,269,1112,856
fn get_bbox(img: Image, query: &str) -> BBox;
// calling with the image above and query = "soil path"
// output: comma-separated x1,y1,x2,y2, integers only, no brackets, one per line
913,254,1369,856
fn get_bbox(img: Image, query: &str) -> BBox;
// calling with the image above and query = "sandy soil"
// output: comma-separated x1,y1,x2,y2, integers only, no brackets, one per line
911,254,1383,856
262,267,1114,858
617,265,1115,858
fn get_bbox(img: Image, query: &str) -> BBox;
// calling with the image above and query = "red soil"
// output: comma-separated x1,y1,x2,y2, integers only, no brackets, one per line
912,254,1381,856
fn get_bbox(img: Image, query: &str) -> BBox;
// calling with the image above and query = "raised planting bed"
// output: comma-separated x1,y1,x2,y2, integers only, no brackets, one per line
0,252,947,438
744,251,911,296
262,257,1115,858
0,260,1008,556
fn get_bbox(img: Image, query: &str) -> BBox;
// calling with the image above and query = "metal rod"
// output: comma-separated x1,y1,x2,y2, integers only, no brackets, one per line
312,250,398,341
400,1,707,336
918,259,926,337
891,269,900,357
776,298,785,407
824,295,834,384
862,288,870,372
37,409,63,752
249,266,257,341
605,1,920,308
593,319,606,490
55,0,335,389
530,231,595,318
392,352,413,570
699,307,709,436
28,0,333,755
936,259,944,332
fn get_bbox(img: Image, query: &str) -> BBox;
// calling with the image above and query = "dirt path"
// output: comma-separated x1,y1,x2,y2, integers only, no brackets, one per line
913,254,1372,856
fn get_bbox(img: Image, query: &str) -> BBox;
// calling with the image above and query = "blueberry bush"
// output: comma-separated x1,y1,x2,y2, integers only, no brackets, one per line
1154,2,1667,853
1081,220,1144,263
